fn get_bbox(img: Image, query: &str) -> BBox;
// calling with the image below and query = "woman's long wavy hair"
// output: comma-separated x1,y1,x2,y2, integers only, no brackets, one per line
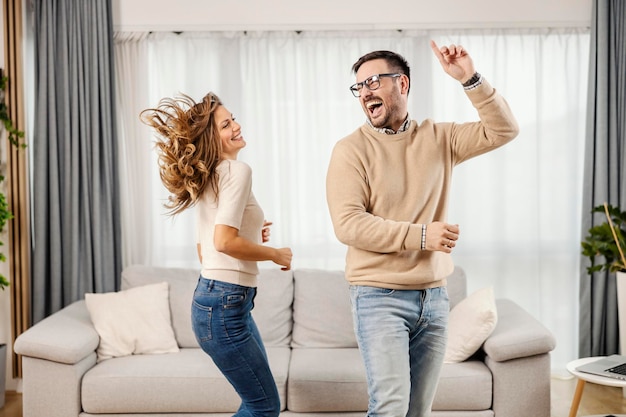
140,92,223,215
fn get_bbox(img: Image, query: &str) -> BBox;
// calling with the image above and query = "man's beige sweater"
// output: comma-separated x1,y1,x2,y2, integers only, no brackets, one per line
326,79,519,289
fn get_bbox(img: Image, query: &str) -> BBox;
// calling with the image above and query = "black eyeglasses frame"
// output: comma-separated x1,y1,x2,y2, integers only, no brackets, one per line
349,73,402,97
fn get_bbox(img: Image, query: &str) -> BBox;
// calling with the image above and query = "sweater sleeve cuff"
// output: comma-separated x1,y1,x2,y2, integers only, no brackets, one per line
464,77,496,103
405,224,424,251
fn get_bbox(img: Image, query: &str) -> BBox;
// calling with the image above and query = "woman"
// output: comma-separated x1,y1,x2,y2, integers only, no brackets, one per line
141,92,292,417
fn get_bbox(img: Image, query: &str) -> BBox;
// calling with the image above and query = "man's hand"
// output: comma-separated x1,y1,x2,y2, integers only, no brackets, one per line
430,40,476,84
426,221,460,254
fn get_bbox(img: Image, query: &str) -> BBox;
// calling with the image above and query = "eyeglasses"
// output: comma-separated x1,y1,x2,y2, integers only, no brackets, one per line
349,73,401,97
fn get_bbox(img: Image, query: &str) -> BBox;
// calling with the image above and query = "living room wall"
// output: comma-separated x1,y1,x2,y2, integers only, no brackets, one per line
0,0,592,394
112,0,592,31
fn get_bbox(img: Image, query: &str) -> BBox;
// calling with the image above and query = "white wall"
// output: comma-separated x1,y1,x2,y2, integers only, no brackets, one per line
112,0,592,31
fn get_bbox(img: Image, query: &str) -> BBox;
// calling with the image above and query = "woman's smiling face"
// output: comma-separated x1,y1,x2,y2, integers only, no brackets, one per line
215,105,246,159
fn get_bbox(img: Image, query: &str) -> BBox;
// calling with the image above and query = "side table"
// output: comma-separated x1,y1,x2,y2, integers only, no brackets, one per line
566,357,626,417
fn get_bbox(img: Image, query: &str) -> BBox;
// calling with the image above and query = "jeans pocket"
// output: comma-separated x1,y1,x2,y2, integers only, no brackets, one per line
224,293,245,308
352,285,395,300
191,302,213,342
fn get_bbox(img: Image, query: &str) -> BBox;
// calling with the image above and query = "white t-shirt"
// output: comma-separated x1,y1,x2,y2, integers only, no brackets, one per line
196,159,264,287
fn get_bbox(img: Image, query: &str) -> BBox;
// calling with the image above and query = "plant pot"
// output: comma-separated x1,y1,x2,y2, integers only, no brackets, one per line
0,343,5,408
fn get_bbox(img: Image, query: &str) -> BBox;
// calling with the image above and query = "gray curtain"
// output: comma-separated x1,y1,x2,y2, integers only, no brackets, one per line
579,0,626,357
31,0,121,323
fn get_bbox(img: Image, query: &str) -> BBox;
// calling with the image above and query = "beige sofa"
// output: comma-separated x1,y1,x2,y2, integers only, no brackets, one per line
14,265,556,417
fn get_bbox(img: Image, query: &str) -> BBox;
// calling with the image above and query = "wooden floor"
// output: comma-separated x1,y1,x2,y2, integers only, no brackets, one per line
552,374,626,416
0,393,22,417
1,376,626,416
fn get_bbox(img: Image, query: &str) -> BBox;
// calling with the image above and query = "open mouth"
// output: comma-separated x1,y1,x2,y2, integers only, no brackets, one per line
366,100,383,118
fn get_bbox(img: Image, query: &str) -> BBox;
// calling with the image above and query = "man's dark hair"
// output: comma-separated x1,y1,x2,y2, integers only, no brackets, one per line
351,50,411,93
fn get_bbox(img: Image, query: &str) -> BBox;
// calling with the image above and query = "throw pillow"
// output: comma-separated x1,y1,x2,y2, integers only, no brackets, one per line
85,281,180,361
444,286,497,363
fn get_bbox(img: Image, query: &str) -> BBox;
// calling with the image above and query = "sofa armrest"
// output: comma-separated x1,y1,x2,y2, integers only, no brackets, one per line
482,299,556,362
14,300,100,364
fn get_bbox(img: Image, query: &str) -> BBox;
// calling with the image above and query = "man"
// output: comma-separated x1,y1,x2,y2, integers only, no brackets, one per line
325,41,519,417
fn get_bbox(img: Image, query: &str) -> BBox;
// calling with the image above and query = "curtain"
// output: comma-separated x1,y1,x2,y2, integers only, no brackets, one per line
31,0,121,324
115,28,589,371
113,32,151,267
579,0,626,357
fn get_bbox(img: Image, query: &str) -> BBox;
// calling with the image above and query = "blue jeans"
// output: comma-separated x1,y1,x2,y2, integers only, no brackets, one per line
349,285,449,417
191,277,280,417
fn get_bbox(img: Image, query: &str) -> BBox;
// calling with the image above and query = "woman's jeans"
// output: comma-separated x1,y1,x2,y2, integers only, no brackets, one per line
350,285,449,417
191,277,280,417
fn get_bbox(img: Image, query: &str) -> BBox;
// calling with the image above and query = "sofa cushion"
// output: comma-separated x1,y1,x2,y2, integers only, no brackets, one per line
433,360,493,411
252,269,294,347
446,266,468,309
290,267,466,349
287,348,493,413
81,347,290,413
444,286,498,363
292,269,357,348
121,265,294,348
288,348,368,412
85,282,179,361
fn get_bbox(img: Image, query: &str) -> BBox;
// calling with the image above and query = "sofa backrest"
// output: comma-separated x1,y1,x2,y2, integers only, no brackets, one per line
291,269,356,348
287,266,467,349
249,268,294,347
447,266,467,309
121,265,198,348
120,265,467,349
121,265,294,348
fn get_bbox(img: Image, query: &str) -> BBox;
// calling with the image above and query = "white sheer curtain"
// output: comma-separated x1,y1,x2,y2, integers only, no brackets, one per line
114,28,589,372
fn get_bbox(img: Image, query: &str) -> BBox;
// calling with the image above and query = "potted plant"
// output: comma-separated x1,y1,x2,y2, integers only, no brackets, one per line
581,202,626,274
581,202,626,354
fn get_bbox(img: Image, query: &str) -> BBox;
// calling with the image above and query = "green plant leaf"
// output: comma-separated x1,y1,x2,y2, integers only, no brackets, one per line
582,203,626,275
0,274,8,290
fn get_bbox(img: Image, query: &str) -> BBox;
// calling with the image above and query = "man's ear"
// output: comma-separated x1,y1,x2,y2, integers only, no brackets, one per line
400,74,410,95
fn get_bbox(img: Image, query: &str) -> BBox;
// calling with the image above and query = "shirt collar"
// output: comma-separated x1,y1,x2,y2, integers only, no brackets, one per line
367,114,411,135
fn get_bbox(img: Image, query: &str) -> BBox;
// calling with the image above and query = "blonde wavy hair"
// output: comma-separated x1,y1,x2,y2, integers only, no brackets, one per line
140,92,223,215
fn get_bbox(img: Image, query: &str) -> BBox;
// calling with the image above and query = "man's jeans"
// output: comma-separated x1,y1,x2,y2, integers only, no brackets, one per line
349,285,449,417
191,277,280,417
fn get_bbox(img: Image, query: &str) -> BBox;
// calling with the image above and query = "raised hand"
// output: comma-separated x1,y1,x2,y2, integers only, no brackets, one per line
430,40,476,84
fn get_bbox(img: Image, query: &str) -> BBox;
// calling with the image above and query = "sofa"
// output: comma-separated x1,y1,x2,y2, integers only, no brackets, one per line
14,265,556,417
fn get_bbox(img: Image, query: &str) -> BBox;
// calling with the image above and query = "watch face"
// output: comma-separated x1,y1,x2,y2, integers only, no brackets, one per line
463,73,479,86
463,73,481,88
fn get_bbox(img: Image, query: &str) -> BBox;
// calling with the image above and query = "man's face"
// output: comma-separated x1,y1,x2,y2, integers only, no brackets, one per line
355,59,408,131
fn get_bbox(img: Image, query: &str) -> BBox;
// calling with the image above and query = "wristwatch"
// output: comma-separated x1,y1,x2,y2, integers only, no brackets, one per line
462,72,481,87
